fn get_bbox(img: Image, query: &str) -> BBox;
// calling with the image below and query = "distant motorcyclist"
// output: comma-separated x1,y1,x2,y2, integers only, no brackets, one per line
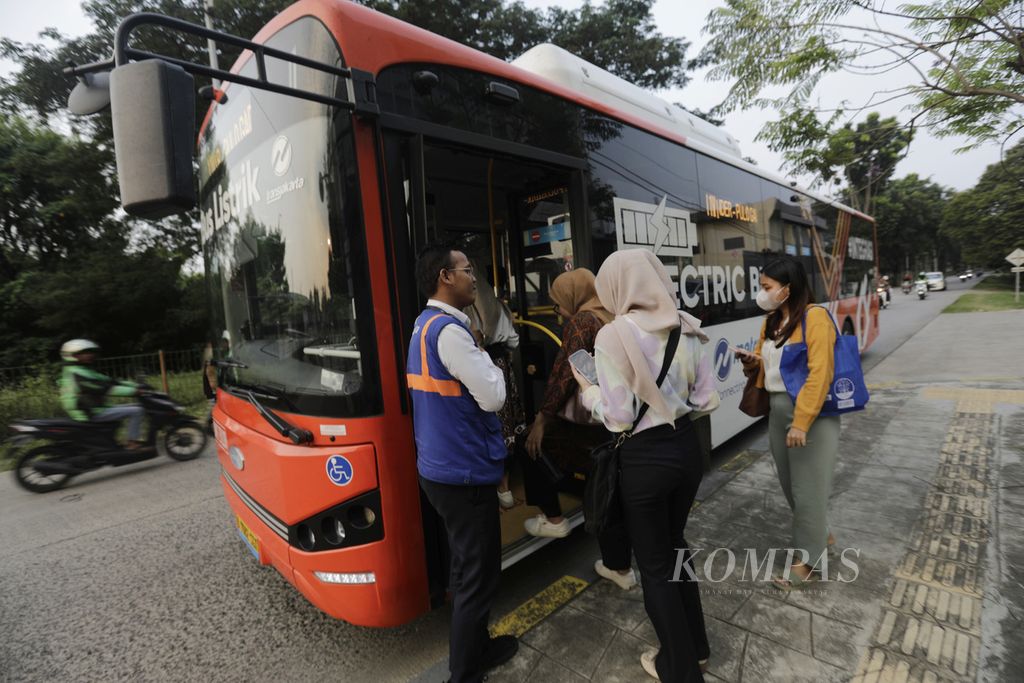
58,339,146,449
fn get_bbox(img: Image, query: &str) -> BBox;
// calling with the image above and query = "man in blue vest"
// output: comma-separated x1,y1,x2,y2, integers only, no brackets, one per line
408,243,517,683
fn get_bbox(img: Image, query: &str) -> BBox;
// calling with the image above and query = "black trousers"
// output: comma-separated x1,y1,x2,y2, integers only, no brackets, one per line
619,418,709,683
420,476,502,683
521,453,633,570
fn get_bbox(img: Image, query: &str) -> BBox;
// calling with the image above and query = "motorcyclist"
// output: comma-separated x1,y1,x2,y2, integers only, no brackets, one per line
878,275,891,305
58,339,147,449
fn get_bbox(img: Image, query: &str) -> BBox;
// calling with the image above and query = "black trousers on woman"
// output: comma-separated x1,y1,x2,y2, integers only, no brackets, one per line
521,421,632,570
619,416,709,683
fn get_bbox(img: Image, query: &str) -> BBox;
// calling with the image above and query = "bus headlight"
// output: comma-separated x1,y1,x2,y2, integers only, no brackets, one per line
314,571,376,585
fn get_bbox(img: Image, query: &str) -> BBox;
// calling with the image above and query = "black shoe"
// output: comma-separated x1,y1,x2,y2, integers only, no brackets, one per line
482,635,518,670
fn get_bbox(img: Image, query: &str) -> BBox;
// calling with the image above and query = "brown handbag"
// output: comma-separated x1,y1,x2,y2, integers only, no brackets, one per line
738,368,770,417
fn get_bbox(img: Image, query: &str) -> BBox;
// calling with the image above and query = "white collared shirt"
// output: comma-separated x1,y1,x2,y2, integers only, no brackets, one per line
425,299,506,412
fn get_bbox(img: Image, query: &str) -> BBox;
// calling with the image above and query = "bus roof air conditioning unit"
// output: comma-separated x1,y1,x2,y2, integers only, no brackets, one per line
511,44,743,159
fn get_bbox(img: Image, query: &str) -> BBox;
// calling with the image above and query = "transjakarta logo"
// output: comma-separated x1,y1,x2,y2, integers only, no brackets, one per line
271,135,292,177
713,339,732,381
200,159,261,243
613,196,696,257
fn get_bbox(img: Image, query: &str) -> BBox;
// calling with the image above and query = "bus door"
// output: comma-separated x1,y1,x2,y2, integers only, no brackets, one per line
380,132,590,574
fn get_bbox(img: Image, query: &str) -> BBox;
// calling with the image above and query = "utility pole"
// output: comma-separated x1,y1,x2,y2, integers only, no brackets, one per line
203,0,220,88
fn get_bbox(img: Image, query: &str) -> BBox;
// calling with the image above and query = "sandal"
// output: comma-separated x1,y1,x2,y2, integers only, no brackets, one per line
772,567,819,591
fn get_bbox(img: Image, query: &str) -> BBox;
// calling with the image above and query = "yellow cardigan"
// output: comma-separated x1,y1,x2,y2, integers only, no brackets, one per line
753,306,837,432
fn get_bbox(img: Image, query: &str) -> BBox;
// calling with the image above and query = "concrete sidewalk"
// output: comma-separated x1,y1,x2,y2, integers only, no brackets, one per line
482,310,1024,683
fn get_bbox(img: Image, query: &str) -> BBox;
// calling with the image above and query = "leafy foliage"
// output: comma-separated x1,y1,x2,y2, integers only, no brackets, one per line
0,114,207,365
872,173,953,274
941,139,1024,268
700,0,1024,157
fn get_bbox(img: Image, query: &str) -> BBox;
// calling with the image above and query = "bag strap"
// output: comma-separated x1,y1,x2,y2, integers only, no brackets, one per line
627,325,681,435
799,304,841,340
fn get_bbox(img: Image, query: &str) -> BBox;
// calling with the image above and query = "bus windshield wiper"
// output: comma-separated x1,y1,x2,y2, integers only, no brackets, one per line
225,384,313,445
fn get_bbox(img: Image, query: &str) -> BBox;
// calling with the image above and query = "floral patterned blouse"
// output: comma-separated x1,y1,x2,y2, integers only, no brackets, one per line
580,316,721,434
540,311,604,417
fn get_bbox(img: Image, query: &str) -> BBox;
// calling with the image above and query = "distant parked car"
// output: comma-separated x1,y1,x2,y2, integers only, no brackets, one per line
965,269,974,278
959,272,969,281
926,272,947,290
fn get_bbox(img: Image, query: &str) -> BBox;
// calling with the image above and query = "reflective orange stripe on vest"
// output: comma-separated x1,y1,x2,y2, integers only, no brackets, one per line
406,314,463,397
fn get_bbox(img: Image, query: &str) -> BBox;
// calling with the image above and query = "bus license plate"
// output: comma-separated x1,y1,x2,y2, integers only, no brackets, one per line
235,515,260,560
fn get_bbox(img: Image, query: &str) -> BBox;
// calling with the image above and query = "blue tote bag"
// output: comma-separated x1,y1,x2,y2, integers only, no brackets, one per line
779,306,869,416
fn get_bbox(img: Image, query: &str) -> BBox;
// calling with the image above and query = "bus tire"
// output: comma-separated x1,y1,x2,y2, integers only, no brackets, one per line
842,318,856,336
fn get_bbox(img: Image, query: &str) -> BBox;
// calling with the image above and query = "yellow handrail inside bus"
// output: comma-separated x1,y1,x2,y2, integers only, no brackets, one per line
512,318,562,347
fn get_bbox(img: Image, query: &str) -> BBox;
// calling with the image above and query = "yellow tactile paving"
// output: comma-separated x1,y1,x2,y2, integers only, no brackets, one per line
489,575,589,638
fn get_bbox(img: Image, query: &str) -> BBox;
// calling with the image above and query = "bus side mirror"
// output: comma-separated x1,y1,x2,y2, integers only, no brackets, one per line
110,60,196,219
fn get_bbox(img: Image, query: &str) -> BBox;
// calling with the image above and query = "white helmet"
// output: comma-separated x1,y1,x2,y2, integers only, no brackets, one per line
61,339,100,362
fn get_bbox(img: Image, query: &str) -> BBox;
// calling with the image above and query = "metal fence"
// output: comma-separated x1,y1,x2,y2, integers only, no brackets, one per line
0,349,208,427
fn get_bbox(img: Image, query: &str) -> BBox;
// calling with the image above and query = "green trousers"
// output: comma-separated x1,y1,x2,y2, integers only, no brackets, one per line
768,392,841,568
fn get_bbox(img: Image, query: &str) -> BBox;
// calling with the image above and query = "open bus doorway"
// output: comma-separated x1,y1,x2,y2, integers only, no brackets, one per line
385,136,593,591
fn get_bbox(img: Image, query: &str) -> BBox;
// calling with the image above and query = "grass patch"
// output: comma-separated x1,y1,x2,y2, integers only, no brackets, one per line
974,273,1018,291
945,288,1024,313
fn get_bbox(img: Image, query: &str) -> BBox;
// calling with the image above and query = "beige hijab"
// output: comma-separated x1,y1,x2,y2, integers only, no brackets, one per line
549,268,613,325
594,249,707,422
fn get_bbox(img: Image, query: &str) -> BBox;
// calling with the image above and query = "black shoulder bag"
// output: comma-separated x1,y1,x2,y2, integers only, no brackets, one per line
583,326,681,535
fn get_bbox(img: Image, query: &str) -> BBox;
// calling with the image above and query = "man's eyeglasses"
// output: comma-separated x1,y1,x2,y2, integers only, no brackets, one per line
445,266,474,276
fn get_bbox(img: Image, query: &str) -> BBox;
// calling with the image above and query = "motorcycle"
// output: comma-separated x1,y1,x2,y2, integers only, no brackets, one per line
901,281,912,294
8,385,207,493
916,282,928,299
876,285,890,309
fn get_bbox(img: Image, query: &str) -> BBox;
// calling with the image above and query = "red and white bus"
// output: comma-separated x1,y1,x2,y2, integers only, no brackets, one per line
85,0,879,627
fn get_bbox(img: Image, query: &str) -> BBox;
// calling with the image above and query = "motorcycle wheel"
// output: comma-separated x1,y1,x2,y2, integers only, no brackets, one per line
163,422,207,461
14,445,72,493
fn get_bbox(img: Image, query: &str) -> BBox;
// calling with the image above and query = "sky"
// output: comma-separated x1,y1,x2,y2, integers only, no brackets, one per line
0,0,1008,192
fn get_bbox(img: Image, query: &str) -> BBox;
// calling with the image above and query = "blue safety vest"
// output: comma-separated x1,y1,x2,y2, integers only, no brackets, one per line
407,308,506,485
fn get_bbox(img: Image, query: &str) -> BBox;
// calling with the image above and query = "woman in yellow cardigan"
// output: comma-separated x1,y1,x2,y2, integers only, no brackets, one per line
737,256,839,589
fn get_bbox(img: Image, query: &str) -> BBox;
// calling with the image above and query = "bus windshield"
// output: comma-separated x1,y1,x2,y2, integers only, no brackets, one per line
198,17,380,418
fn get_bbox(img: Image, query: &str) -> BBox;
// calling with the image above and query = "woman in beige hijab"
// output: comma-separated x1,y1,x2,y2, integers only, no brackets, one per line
574,249,720,682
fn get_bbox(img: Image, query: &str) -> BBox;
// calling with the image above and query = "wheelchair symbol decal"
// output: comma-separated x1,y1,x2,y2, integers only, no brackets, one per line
326,455,354,486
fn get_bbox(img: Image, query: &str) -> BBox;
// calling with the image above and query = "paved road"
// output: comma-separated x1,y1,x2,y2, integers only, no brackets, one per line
0,276,982,683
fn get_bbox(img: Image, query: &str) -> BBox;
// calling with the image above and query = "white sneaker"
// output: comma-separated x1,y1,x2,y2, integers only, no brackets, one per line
594,559,637,591
523,514,570,538
497,489,515,509
640,649,660,680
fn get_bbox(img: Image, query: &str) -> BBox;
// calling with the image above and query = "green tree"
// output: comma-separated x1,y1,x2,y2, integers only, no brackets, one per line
941,140,1024,268
760,112,913,215
872,173,952,275
0,114,120,274
699,0,1024,157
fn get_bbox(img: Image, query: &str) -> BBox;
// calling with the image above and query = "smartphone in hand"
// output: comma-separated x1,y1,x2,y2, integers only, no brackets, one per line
730,345,761,361
568,349,599,385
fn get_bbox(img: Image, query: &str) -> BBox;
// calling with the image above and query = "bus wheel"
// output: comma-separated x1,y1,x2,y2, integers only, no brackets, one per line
842,319,856,336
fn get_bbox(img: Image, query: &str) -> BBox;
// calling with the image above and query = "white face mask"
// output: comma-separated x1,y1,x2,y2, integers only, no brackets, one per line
756,287,789,311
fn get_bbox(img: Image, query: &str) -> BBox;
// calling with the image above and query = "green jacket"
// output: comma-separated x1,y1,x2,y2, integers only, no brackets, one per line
59,364,138,421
